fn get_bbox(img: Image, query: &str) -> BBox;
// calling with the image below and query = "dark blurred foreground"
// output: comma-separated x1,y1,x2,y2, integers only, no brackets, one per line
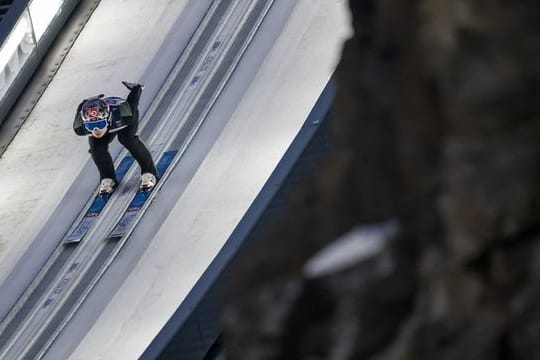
222,1,540,359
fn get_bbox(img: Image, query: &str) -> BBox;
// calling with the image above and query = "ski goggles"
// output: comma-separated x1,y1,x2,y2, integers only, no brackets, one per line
84,119,108,132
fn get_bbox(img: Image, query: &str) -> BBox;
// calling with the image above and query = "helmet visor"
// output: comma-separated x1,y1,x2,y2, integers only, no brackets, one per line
84,119,108,132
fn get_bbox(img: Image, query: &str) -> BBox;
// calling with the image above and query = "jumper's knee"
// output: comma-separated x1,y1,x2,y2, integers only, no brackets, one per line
118,133,139,148
89,141,109,157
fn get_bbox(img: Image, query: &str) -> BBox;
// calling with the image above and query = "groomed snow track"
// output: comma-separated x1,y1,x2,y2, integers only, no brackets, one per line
0,0,349,358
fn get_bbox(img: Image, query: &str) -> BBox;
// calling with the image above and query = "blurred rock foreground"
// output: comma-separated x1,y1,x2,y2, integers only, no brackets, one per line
223,1,540,359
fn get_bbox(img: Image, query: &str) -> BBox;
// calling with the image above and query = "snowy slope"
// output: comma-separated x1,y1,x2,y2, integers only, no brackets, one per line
0,0,199,284
66,1,351,359
0,0,351,358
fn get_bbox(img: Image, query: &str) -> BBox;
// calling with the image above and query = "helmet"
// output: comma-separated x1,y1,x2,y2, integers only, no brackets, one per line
81,98,110,132
81,98,110,122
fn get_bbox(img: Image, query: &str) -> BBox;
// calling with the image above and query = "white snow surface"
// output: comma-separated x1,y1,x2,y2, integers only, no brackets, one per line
70,1,350,359
0,0,191,284
0,0,351,358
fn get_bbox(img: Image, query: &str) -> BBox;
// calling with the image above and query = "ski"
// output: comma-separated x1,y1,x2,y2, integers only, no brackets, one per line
64,156,135,244
108,150,177,240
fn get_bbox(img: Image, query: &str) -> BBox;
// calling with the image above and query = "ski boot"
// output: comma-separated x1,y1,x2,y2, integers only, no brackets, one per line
99,178,116,196
140,173,157,192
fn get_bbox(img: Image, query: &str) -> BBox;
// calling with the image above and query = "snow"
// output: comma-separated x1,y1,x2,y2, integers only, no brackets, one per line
0,0,191,284
0,0,351,358
68,0,351,358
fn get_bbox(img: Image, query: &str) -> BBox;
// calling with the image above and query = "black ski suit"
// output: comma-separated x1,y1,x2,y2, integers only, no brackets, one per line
73,86,157,182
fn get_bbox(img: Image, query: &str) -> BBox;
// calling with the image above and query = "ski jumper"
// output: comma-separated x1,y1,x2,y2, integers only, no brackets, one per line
73,86,157,183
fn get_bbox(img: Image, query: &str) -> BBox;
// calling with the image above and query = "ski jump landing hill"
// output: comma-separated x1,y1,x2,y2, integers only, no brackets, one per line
0,0,350,358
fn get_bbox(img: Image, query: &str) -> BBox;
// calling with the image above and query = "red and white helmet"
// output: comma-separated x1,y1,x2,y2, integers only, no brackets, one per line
81,98,110,122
